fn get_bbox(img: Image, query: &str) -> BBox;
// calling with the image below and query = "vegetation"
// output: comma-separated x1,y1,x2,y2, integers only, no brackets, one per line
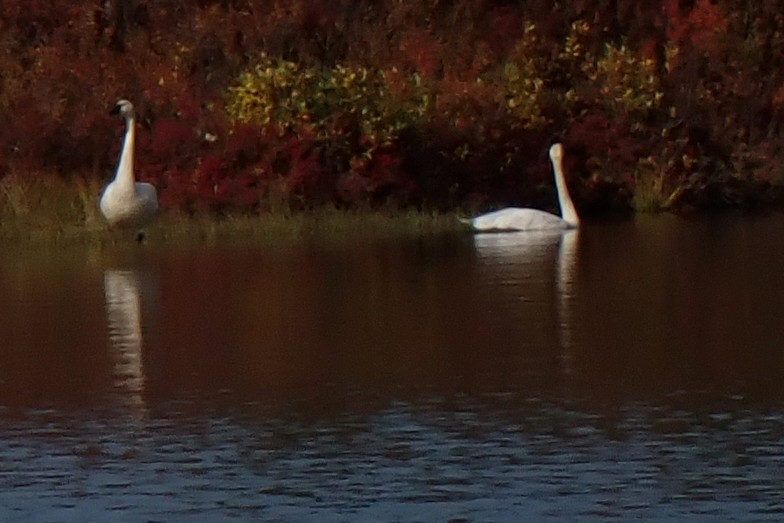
2,0,784,232
0,174,465,244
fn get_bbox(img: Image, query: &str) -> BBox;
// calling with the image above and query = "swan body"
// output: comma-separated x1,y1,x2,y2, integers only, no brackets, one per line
467,143,579,232
100,99,158,229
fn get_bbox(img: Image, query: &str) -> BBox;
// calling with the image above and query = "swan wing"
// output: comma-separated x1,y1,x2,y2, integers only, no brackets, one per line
470,207,569,232
100,182,158,228
136,183,159,213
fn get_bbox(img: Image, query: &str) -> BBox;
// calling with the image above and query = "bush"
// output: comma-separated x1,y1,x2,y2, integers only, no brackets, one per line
1,0,784,214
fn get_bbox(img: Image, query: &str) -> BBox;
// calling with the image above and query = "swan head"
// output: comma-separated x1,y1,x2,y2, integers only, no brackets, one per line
549,143,564,163
111,99,135,119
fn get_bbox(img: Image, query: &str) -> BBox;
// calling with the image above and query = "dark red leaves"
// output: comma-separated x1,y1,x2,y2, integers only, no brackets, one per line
0,1,780,213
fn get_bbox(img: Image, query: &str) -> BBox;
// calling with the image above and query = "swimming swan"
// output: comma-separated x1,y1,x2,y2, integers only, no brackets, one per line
100,99,158,229
467,143,579,232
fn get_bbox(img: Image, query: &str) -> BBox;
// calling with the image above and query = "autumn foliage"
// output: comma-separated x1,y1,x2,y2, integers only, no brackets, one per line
1,0,784,214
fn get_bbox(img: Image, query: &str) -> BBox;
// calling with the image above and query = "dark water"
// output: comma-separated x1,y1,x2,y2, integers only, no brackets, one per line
1,215,784,521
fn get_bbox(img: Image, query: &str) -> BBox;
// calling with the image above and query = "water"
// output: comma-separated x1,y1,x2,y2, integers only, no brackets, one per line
1,214,784,521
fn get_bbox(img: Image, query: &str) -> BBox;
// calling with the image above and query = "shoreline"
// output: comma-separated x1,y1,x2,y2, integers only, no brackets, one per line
0,207,472,246
2,175,783,246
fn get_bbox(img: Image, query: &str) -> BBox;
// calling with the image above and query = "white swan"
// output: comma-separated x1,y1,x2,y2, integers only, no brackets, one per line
466,143,579,232
99,99,158,229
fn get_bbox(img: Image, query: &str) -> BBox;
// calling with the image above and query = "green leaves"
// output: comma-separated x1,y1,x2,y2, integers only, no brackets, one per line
226,55,430,151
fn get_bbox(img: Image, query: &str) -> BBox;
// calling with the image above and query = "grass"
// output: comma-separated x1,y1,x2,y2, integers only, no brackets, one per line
0,175,470,246
0,174,105,241
144,208,469,247
631,159,684,213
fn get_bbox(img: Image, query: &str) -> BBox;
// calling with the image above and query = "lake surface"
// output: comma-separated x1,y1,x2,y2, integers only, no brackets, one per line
1,214,784,521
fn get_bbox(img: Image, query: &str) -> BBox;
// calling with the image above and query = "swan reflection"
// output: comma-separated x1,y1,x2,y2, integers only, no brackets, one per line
472,230,567,260
472,230,580,380
556,230,579,376
104,268,154,417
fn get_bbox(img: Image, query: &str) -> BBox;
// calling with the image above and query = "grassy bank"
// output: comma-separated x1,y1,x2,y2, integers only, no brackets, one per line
0,175,468,246
5,170,784,246
152,210,467,245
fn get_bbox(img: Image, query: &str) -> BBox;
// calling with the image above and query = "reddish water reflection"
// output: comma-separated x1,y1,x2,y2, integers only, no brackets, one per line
1,215,783,520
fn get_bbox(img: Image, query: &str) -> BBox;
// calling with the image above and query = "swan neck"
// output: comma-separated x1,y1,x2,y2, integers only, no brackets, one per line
552,155,580,227
115,115,136,191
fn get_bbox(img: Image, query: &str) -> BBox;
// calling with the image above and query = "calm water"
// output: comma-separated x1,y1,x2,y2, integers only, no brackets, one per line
1,215,784,521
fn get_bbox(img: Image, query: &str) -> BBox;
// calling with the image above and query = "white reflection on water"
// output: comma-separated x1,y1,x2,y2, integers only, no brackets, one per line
472,229,580,379
103,268,152,418
556,230,579,377
471,230,565,260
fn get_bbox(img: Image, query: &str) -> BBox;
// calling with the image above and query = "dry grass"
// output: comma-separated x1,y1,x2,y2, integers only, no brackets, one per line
0,176,469,246
143,208,468,247
0,174,105,239
631,158,684,213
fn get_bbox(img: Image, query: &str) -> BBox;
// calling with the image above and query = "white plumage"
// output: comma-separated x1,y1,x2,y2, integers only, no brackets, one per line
100,99,158,229
467,143,579,232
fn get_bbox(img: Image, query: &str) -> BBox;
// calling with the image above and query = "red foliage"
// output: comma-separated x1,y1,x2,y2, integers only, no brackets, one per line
338,151,415,206
0,0,781,213
665,0,729,61
284,138,329,205
399,28,443,79
149,118,196,167
224,124,266,169
483,7,524,58
564,113,646,202
158,168,192,210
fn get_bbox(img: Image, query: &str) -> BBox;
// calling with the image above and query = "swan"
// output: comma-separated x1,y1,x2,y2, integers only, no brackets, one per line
99,99,158,229
466,143,579,232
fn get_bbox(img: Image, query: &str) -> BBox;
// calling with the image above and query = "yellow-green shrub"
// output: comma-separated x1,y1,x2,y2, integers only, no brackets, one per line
501,20,666,127
226,54,429,149
500,21,549,129
585,43,664,122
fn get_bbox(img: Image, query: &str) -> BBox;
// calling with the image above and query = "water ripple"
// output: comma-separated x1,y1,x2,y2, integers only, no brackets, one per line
0,397,781,521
